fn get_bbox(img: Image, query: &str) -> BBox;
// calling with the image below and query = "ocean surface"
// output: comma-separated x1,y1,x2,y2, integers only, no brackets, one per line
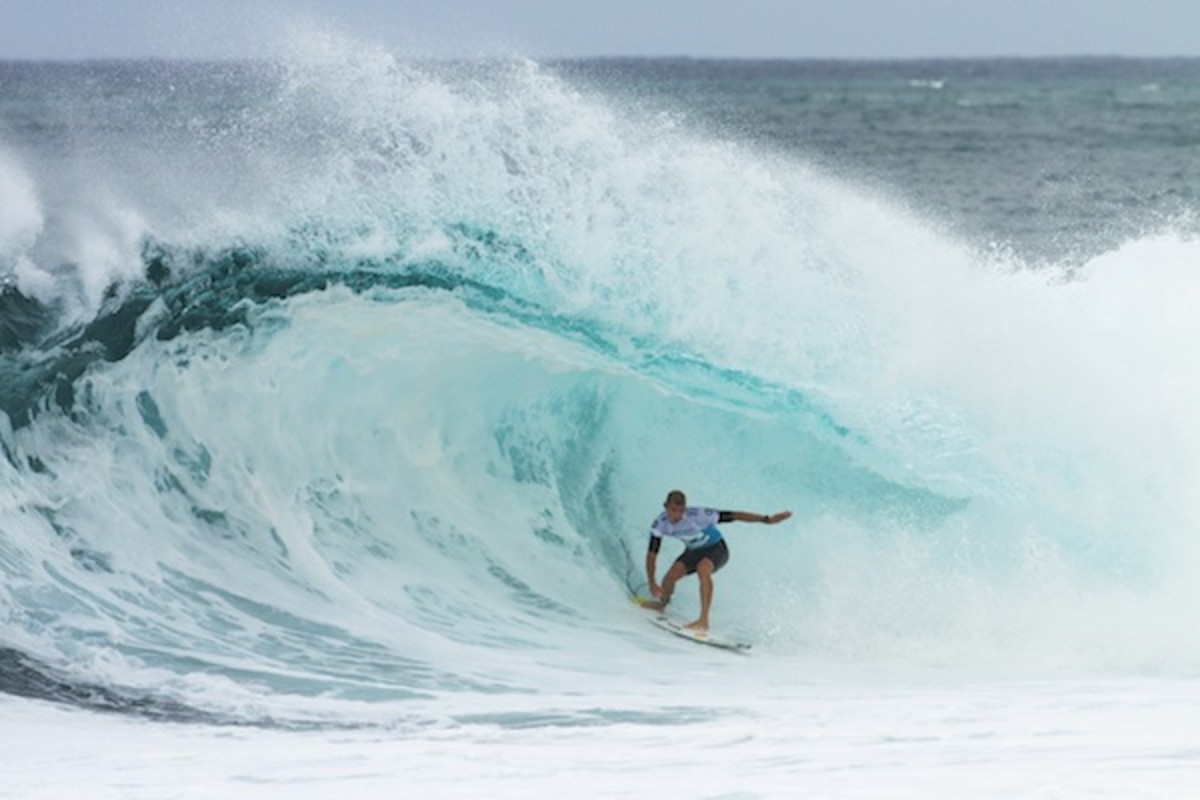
3,35,1200,798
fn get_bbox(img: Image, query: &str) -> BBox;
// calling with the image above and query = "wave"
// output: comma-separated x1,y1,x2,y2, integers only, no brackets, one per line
3,37,1200,724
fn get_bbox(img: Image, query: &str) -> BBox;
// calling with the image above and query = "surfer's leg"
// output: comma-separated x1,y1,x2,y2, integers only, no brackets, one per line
685,558,715,631
684,540,728,630
659,559,688,605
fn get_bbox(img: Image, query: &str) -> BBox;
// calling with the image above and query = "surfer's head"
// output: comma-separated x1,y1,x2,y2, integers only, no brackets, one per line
664,490,686,522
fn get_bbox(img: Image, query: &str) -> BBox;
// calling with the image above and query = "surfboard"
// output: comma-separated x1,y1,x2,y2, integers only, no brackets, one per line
631,596,751,653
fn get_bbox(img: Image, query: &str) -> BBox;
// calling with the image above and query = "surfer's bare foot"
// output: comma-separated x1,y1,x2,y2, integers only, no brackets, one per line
684,619,709,632
639,599,666,611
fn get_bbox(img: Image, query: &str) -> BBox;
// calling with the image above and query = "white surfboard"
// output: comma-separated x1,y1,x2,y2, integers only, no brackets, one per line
632,596,751,653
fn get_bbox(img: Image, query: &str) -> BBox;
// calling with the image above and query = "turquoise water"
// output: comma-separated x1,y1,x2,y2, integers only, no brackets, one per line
2,46,1199,726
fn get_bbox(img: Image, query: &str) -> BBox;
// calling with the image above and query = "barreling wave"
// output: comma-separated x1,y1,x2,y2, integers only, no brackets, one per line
3,35,1200,725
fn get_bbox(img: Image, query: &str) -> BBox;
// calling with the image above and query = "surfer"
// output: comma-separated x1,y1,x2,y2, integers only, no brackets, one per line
643,489,792,631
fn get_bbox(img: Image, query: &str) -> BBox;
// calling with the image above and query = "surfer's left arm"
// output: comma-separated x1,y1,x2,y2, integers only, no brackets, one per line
719,510,793,525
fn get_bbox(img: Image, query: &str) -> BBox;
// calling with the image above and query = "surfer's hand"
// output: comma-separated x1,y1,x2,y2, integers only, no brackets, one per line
765,511,792,524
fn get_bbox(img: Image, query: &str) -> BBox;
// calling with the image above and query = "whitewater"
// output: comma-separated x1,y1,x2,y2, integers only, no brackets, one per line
2,34,1200,798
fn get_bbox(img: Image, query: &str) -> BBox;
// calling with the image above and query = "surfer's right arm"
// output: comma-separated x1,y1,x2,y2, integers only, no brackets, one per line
646,534,663,599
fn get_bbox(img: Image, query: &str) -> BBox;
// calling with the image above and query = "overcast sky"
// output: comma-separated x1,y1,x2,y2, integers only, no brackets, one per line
2,0,1199,61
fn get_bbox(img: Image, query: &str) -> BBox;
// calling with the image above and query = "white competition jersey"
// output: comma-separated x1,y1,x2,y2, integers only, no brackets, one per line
650,507,724,550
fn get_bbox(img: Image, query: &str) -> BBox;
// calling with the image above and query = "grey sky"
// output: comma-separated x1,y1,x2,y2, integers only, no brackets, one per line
2,0,1199,60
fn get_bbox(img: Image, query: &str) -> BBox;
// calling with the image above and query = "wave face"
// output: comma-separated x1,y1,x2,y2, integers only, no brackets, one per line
3,43,1200,724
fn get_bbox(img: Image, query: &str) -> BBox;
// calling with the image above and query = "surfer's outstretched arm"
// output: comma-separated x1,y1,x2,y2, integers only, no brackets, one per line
719,510,792,524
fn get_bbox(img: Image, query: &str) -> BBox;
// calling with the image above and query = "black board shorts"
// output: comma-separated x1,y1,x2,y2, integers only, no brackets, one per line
675,539,729,575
